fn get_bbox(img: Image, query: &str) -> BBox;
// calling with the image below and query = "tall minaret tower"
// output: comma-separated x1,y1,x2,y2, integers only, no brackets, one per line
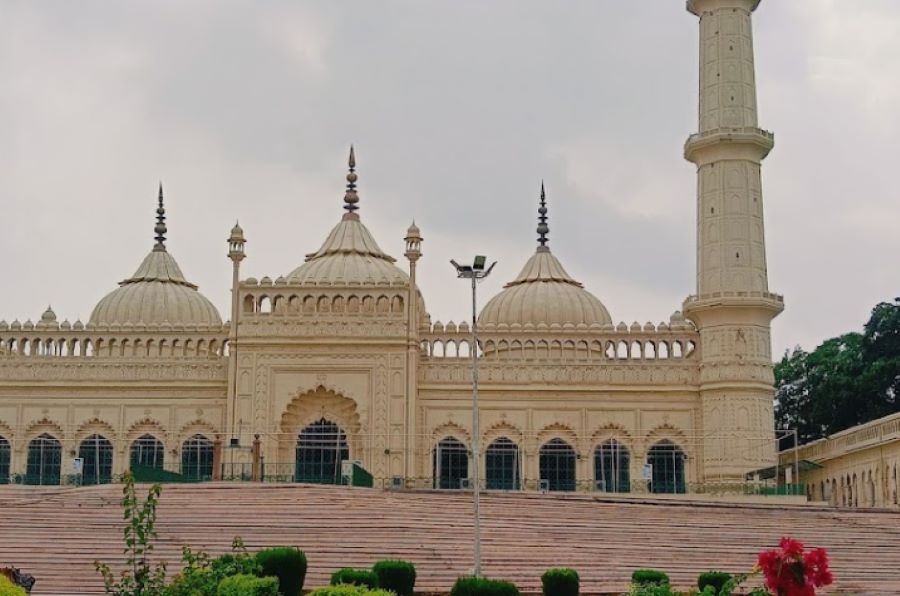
683,0,784,482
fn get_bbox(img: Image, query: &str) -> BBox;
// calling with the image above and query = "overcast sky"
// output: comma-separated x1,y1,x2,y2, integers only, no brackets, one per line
2,0,898,357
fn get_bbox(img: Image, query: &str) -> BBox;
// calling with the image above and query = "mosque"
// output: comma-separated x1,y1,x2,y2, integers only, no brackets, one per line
0,0,787,495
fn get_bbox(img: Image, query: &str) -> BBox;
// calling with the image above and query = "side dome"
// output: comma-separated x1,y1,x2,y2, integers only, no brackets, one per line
478,248,611,329
88,185,222,329
287,146,409,287
478,183,611,330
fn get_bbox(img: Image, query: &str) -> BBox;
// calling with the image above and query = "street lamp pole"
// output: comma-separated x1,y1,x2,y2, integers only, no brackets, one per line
451,255,496,578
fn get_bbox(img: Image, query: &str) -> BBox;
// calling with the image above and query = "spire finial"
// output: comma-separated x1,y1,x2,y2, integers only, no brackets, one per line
343,145,359,213
537,180,549,248
154,182,168,251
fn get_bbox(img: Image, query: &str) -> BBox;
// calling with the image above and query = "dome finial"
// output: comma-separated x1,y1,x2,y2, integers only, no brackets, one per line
343,145,359,214
537,180,549,249
154,182,168,252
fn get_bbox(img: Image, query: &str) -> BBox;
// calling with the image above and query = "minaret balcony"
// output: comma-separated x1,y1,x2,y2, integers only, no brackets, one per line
684,126,774,165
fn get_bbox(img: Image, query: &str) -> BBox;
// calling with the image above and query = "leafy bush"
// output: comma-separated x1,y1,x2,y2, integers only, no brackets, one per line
331,568,379,589
308,586,394,596
0,576,26,596
372,560,416,596
256,547,307,596
165,538,261,596
626,584,676,596
217,574,279,596
450,576,520,596
697,571,732,595
631,570,669,586
541,568,579,596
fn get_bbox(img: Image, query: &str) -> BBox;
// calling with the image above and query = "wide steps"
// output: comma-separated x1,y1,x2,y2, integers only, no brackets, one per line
0,483,898,595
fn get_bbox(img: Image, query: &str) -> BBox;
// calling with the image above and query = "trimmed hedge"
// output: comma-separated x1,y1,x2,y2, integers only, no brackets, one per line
308,586,394,596
217,574,279,596
631,570,669,586
372,560,416,596
697,571,732,595
541,568,579,596
450,577,520,596
256,547,307,596
0,576,26,596
331,568,379,589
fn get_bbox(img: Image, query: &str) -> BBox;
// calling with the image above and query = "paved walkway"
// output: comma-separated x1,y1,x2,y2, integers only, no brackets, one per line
0,483,898,595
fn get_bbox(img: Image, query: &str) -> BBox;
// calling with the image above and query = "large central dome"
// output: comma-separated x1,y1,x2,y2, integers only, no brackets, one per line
287,147,409,287
478,185,612,330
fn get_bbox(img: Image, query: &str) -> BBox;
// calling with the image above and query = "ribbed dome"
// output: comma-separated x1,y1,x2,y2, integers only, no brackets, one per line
478,248,611,329
89,249,222,328
287,213,408,286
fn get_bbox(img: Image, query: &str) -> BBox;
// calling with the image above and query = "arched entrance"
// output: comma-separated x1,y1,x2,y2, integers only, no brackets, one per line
0,436,9,484
647,439,686,494
594,439,630,493
181,434,214,481
26,433,61,485
485,437,520,490
295,419,349,484
539,438,576,492
78,434,113,485
433,437,468,489
130,434,165,470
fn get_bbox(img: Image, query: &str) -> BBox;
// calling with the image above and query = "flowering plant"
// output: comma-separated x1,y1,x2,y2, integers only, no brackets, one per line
756,537,833,596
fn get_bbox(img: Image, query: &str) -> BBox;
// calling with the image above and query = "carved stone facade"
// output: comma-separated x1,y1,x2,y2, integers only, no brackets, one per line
0,1,783,493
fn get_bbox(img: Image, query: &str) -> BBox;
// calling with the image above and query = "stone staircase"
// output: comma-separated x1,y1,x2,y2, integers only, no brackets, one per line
1,483,898,595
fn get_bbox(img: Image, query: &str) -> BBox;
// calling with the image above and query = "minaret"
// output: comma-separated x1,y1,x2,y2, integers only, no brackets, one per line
683,0,784,482
404,221,423,481
226,222,246,446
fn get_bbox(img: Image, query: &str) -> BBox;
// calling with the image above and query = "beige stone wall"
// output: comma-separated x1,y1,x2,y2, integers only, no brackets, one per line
781,412,900,509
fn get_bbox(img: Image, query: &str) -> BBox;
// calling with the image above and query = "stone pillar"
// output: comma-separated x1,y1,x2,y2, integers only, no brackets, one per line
212,435,223,481
251,434,262,482
684,0,783,483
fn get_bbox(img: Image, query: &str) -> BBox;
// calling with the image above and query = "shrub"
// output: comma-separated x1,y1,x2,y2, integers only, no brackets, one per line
0,576,26,596
450,576,520,596
372,560,416,596
541,568,579,596
331,568,379,589
626,584,676,596
308,586,394,596
697,571,732,595
217,574,279,596
165,538,261,596
631,570,669,586
256,547,307,596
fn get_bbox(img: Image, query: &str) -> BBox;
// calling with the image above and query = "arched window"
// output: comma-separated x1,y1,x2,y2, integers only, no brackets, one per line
181,434,214,481
485,437,520,490
130,435,164,470
79,434,114,485
295,419,348,485
26,433,62,485
539,438,576,492
647,440,686,494
594,439,630,493
433,437,468,489
0,436,9,484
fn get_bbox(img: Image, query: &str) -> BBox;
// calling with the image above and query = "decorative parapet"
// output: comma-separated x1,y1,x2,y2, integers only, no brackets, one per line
0,359,227,382
420,316,699,363
238,279,409,319
780,411,900,465
0,322,229,360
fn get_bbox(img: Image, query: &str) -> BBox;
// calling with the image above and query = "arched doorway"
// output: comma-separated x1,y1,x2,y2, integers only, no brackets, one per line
295,419,349,484
130,435,165,470
78,434,113,485
433,437,468,489
26,433,62,485
181,434,214,481
594,439,630,493
485,437,520,490
539,438,576,492
0,436,9,484
647,440,686,494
